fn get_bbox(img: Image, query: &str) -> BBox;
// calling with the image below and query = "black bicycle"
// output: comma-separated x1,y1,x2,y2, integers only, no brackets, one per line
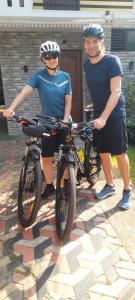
54,113,101,241
11,114,57,227
8,113,100,240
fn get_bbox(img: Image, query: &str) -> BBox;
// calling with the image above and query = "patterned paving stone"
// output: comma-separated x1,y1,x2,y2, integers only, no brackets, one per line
0,282,23,300
13,265,38,299
46,268,96,299
0,230,22,256
0,253,22,288
44,240,83,274
13,236,52,263
0,139,135,300
0,213,18,233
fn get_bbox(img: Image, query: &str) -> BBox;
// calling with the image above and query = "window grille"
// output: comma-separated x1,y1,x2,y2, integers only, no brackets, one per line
111,29,135,51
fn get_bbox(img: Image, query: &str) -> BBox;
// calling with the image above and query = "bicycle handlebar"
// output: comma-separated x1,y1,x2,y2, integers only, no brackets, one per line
5,113,94,139
36,113,95,131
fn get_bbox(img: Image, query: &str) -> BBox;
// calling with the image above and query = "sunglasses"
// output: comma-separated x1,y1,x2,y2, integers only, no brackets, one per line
43,53,59,60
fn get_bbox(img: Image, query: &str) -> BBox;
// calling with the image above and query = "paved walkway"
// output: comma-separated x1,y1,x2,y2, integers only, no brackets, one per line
0,137,135,300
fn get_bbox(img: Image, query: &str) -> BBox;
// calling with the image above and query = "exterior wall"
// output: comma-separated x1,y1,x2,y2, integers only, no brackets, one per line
1,24,135,134
0,30,82,134
0,0,32,15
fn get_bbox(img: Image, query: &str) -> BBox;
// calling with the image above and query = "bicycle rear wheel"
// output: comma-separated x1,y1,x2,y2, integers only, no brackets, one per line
56,156,76,241
18,151,42,227
85,140,101,187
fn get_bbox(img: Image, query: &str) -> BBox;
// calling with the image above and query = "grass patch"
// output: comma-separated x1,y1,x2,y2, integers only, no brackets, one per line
111,145,135,184
128,145,135,184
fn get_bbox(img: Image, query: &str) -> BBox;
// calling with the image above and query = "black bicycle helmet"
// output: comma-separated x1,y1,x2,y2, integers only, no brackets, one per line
82,24,104,40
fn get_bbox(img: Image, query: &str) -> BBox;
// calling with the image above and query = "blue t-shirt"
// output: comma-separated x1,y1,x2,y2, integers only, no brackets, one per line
84,54,126,118
27,69,72,119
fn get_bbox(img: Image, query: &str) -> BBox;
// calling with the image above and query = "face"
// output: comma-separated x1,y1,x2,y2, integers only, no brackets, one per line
84,37,103,58
42,55,59,69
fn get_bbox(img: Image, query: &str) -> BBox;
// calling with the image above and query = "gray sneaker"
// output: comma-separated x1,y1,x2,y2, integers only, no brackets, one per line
119,190,132,210
96,184,116,200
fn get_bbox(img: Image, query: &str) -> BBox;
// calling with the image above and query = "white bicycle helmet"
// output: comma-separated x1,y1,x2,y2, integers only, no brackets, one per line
40,41,60,58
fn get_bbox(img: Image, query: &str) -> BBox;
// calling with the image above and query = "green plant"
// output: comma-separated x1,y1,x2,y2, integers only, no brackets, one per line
112,146,135,185
125,80,135,144
128,145,135,185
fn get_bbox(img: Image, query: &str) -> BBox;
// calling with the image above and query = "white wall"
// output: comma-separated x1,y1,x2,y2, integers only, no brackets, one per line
0,0,135,19
0,0,32,16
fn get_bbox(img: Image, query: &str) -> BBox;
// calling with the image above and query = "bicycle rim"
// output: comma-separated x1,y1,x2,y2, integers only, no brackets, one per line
56,157,76,241
18,152,42,227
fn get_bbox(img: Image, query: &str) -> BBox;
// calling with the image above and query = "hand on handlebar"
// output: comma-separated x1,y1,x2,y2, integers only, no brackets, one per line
93,117,106,129
3,108,15,118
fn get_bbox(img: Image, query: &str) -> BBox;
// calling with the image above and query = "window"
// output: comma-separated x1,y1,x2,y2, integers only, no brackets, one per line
19,0,24,7
33,0,79,10
111,29,135,51
7,0,12,7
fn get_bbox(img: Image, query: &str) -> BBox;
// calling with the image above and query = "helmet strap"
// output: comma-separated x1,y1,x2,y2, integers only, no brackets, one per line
46,64,59,71
88,49,101,58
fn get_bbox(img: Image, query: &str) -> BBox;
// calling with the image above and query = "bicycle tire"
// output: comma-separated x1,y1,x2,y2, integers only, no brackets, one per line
85,140,101,187
18,151,42,227
56,156,76,241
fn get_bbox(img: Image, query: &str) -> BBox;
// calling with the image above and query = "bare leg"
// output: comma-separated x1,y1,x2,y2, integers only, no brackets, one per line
99,152,114,186
42,157,54,184
116,153,130,190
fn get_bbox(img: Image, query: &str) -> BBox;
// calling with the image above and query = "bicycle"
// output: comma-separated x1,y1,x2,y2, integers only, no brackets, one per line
6,113,100,241
54,111,101,241
10,114,58,227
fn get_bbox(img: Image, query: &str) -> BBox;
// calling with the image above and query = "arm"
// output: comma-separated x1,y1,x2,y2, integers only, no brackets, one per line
93,76,122,129
63,94,72,122
3,85,33,118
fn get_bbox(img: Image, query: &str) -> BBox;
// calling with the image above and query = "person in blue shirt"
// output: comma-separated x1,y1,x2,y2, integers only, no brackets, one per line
3,40,72,199
82,24,132,210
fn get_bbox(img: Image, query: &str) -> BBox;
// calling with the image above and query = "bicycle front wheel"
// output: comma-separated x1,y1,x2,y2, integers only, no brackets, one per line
56,156,76,241
18,151,42,227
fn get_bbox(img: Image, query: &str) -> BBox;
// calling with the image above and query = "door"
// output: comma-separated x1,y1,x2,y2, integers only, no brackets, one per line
0,67,8,134
59,50,82,122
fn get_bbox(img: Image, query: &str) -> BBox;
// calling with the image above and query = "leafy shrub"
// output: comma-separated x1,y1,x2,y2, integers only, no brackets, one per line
125,80,135,144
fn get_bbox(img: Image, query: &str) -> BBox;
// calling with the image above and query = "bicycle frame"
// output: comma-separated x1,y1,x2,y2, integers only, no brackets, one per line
23,137,41,161
57,125,94,179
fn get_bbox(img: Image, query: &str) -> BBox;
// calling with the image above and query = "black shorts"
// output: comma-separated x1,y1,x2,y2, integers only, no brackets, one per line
41,128,69,157
93,117,128,155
